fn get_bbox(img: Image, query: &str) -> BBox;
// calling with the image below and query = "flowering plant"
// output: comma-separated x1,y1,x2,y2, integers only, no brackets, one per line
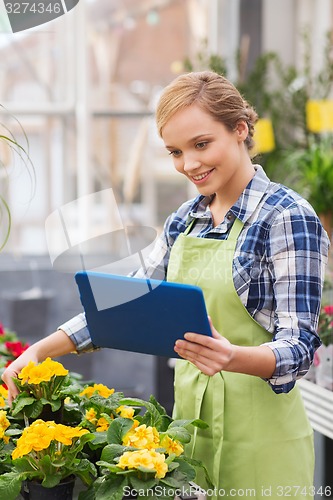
318,305,333,346
86,396,213,500
11,357,78,421
0,359,211,499
0,408,15,474
0,323,29,371
0,419,96,499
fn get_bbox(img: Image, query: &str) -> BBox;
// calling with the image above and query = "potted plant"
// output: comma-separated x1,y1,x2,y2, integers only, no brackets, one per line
315,304,333,391
0,418,96,500
289,135,333,239
0,358,211,499
10,357,77,423
85,396,212,500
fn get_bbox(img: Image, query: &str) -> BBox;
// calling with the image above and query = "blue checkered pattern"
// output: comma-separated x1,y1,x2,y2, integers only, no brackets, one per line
59,166,329,394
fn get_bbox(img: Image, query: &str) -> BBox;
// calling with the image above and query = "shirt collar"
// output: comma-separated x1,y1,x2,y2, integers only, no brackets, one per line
187,165,271,225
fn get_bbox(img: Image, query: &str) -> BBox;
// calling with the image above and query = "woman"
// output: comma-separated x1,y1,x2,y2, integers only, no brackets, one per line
2,71,329,499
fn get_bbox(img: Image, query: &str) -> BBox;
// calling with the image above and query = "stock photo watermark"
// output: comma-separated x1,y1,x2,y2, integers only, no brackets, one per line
45,189,159,310
2,0,80,33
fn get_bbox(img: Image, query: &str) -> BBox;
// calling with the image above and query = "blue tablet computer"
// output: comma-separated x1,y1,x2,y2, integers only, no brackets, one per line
75,271,212,358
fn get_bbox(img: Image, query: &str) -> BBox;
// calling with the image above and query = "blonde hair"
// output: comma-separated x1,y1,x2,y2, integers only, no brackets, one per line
156,71,258,150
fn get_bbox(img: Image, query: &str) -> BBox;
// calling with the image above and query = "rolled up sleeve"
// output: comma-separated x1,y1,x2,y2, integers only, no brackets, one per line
58,313,99,353
262,203,329,393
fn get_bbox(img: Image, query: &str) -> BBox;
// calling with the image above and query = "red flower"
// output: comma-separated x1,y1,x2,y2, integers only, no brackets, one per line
323,305,333,315
0,323,5,336
4,341,29,358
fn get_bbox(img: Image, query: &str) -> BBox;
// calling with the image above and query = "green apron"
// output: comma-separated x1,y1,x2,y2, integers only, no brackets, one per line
167,217,314,499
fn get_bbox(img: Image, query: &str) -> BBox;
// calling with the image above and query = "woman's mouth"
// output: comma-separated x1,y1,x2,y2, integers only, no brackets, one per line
191,169,214,184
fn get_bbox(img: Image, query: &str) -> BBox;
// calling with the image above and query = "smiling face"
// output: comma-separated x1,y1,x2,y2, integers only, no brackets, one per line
161,104,254,203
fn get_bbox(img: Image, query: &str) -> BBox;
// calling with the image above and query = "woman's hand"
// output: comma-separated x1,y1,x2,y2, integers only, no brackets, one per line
174,317,234,376
1,348,39,404
174,316,277,378
1,329,76,405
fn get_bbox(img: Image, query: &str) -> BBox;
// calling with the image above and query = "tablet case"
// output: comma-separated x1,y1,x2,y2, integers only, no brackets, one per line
75,271,212,358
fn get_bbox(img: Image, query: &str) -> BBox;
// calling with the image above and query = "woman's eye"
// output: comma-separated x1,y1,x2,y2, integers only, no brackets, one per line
168,150,182,157
196,141,208,149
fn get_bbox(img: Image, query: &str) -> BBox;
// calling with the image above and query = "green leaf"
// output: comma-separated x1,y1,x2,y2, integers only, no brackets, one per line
100,443,127,463
79,484,96,500
0,471,24,500
169,418,209,429
41,398,61,412
172,458,196,483
11,396,35,416
158,415,173,432
5,428,23,436
118,398,162,428
94,475,126,500
106,418,133,445
11,457,37,473
181,456,214,489
165,427,191,444
129,474,156,492
167,462,179,472
159,475,185,488
74,459,97,486
148,394,167,415
27,400,44,418
90,431,108,446
37,454,56,480
96,461,122,473
88,392,124,412
41,472,63,488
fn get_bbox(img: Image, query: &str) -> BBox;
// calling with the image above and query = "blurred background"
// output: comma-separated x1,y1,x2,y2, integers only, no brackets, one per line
0,1,332,496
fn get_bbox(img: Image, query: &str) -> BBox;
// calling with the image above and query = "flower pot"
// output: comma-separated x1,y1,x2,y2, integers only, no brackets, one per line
20,475,75,500
315,343,333,391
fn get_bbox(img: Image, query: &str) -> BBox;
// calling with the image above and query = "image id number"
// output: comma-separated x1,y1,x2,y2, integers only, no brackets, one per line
5,2,62,14
276,485,332,497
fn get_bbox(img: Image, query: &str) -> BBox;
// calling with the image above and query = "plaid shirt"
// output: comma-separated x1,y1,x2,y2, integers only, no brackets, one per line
59,166,329,394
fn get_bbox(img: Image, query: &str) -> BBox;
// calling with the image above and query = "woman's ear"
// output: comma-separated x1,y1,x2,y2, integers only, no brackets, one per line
235,120,249,142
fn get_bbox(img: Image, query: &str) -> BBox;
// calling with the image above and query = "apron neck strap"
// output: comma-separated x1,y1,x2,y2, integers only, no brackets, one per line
184,215,244,241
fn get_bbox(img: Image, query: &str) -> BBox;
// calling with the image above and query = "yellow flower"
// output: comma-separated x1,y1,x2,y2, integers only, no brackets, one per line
18,360,50,384
18,358,68,385
79,383,115,399
96,417,110,432
0,410,10,432
151,451,168,479
85,408,97,423
159,435,184,456
0,386,8,398
22,420,55,451
11,420,88,460
0,388,7,406
53,423,88,445
118,449,168,479
41,358,69,377
12,442,33,460
116,405,135,419
0,410,10,443
122,424,160,450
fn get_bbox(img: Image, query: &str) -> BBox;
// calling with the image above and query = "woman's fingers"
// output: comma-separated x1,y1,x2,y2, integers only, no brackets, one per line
174,318,233,375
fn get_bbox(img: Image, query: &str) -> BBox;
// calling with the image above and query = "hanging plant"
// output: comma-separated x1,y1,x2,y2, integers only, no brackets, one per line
0,106,35,251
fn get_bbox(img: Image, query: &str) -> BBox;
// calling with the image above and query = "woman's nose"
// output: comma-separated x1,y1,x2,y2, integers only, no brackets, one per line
183,156,201,173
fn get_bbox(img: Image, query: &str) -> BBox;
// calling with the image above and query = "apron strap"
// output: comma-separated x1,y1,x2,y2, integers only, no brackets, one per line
184,215,244,242
191,372,210,458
